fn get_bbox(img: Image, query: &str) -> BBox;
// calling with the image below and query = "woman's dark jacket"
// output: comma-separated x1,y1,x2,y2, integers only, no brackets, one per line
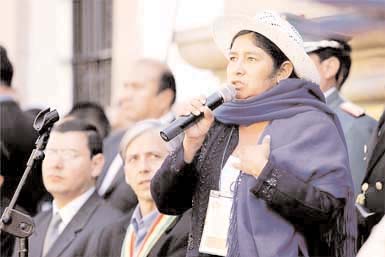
151,120,345,257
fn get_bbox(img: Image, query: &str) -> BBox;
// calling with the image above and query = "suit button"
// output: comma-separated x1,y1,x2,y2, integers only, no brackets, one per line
376,182,383,191
356,193,366,205
362,183,369,192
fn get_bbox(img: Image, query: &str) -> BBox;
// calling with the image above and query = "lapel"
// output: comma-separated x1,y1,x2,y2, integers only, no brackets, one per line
45,192,102,257
30,211,51,257
366,112,385,177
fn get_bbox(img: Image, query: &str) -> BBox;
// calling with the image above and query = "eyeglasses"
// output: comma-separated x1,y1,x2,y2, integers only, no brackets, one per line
44,148,83,161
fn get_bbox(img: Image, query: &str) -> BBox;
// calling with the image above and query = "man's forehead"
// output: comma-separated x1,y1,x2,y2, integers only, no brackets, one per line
128,60,168,80
125,132,166,153
48,131,88,145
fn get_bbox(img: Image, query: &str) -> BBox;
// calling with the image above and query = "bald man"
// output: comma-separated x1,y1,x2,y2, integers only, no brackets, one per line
97,58,177,213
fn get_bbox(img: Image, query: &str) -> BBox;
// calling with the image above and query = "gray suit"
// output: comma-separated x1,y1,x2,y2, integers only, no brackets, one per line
326,90,377,195
18,192,122,257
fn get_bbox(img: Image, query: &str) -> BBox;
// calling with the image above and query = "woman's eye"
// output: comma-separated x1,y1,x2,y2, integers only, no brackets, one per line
247,57,257,62
229,56,237,61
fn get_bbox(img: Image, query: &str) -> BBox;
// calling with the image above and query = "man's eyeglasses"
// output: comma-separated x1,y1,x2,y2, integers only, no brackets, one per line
44,149,83,161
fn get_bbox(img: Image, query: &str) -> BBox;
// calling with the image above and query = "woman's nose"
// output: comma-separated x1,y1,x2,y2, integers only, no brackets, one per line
233,59,246,76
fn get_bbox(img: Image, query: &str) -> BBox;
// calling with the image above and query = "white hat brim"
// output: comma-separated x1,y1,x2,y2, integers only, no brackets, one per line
212,15,320,85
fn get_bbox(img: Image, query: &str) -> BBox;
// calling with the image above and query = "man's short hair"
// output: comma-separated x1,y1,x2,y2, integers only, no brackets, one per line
306,40,351,90
136,58,177,106
68,101,111,139
159,70,176,105
53,119,103,157
0,45,14,87
119,119,165,159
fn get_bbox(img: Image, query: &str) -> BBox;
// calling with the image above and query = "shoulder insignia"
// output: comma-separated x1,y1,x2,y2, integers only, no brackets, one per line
339,102,365,117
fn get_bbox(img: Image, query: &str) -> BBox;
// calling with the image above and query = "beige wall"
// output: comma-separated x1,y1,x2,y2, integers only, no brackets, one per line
0,0,73,115
111,0,142,104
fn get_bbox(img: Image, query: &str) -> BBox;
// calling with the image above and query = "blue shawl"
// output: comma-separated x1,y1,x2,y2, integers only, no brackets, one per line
214,79,356,257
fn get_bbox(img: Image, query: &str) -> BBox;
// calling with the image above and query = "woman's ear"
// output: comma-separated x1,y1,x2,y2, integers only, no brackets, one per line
276,61,294,81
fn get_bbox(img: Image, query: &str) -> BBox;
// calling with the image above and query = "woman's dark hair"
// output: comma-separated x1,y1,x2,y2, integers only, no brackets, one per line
53,119,103,157
230,30,298,78
310,40,351,90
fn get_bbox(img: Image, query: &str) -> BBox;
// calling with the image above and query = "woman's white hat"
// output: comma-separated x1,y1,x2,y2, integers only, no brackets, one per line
212,11,320,84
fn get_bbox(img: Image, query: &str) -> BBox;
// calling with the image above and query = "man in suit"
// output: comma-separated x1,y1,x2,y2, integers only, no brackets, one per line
19,119,122,257
97,58,177,213
305,38,377,195
0,45,44,215
84,120,189,257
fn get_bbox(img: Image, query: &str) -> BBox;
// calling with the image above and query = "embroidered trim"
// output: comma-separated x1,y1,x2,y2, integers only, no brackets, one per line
260,168,281,203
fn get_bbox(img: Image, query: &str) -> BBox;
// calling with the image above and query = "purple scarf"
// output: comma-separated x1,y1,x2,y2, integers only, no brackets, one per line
214,79,356,257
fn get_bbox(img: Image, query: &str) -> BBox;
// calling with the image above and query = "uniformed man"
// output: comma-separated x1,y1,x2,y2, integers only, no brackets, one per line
357,109,385,241
304,38,377,195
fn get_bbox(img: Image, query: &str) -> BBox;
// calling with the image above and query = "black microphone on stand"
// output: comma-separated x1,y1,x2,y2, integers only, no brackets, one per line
160,85,236,142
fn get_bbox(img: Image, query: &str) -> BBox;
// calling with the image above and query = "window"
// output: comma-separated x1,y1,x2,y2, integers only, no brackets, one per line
72,0,112,107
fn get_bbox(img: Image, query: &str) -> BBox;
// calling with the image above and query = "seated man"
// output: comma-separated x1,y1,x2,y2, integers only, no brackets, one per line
84,120,190,257
15,119,122,257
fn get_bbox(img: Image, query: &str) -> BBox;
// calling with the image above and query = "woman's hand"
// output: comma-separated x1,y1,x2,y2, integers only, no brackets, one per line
178,96,214,163
233,135,271,177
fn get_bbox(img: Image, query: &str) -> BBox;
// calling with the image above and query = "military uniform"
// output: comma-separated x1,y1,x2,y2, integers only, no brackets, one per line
357,109,385,238
326,89,377,195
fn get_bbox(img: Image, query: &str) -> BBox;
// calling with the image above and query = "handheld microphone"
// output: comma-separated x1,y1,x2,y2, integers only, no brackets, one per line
160,85,236,142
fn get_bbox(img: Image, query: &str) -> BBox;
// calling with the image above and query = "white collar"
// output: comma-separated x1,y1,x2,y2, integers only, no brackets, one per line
52,187,95,232
323,87,337,98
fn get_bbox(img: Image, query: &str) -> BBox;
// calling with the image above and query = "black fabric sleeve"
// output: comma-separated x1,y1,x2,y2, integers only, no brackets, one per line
151,145,198,215
251,158,344,225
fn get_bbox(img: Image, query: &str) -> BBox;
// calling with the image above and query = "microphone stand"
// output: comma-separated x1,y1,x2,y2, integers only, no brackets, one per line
0,108,59,257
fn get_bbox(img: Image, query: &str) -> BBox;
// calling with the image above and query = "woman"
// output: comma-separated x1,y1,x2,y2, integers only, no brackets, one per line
151,11,356,257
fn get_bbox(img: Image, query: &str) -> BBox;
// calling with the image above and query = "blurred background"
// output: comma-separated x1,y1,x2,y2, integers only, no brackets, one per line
1,0,384,121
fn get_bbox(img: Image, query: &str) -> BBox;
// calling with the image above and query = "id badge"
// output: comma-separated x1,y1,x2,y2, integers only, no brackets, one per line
199,190,233,256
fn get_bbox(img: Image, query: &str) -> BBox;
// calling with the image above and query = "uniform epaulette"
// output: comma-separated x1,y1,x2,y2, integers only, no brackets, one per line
339,101,365,117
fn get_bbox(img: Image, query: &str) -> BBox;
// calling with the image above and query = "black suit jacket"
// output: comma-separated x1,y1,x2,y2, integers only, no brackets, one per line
97,129,137,212
17,192,122,257
361,110,385,232
0,99,44,215
84,208,191,257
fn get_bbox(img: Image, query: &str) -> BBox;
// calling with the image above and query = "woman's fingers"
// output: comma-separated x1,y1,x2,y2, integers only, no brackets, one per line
190,96,206,116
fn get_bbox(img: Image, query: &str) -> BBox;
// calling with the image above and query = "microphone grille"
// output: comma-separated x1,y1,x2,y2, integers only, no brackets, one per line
220,84,236,102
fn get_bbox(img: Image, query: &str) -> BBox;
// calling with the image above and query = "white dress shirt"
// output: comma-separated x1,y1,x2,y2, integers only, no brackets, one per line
323,87,337,98
51,187,95,234
98,155,123,196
